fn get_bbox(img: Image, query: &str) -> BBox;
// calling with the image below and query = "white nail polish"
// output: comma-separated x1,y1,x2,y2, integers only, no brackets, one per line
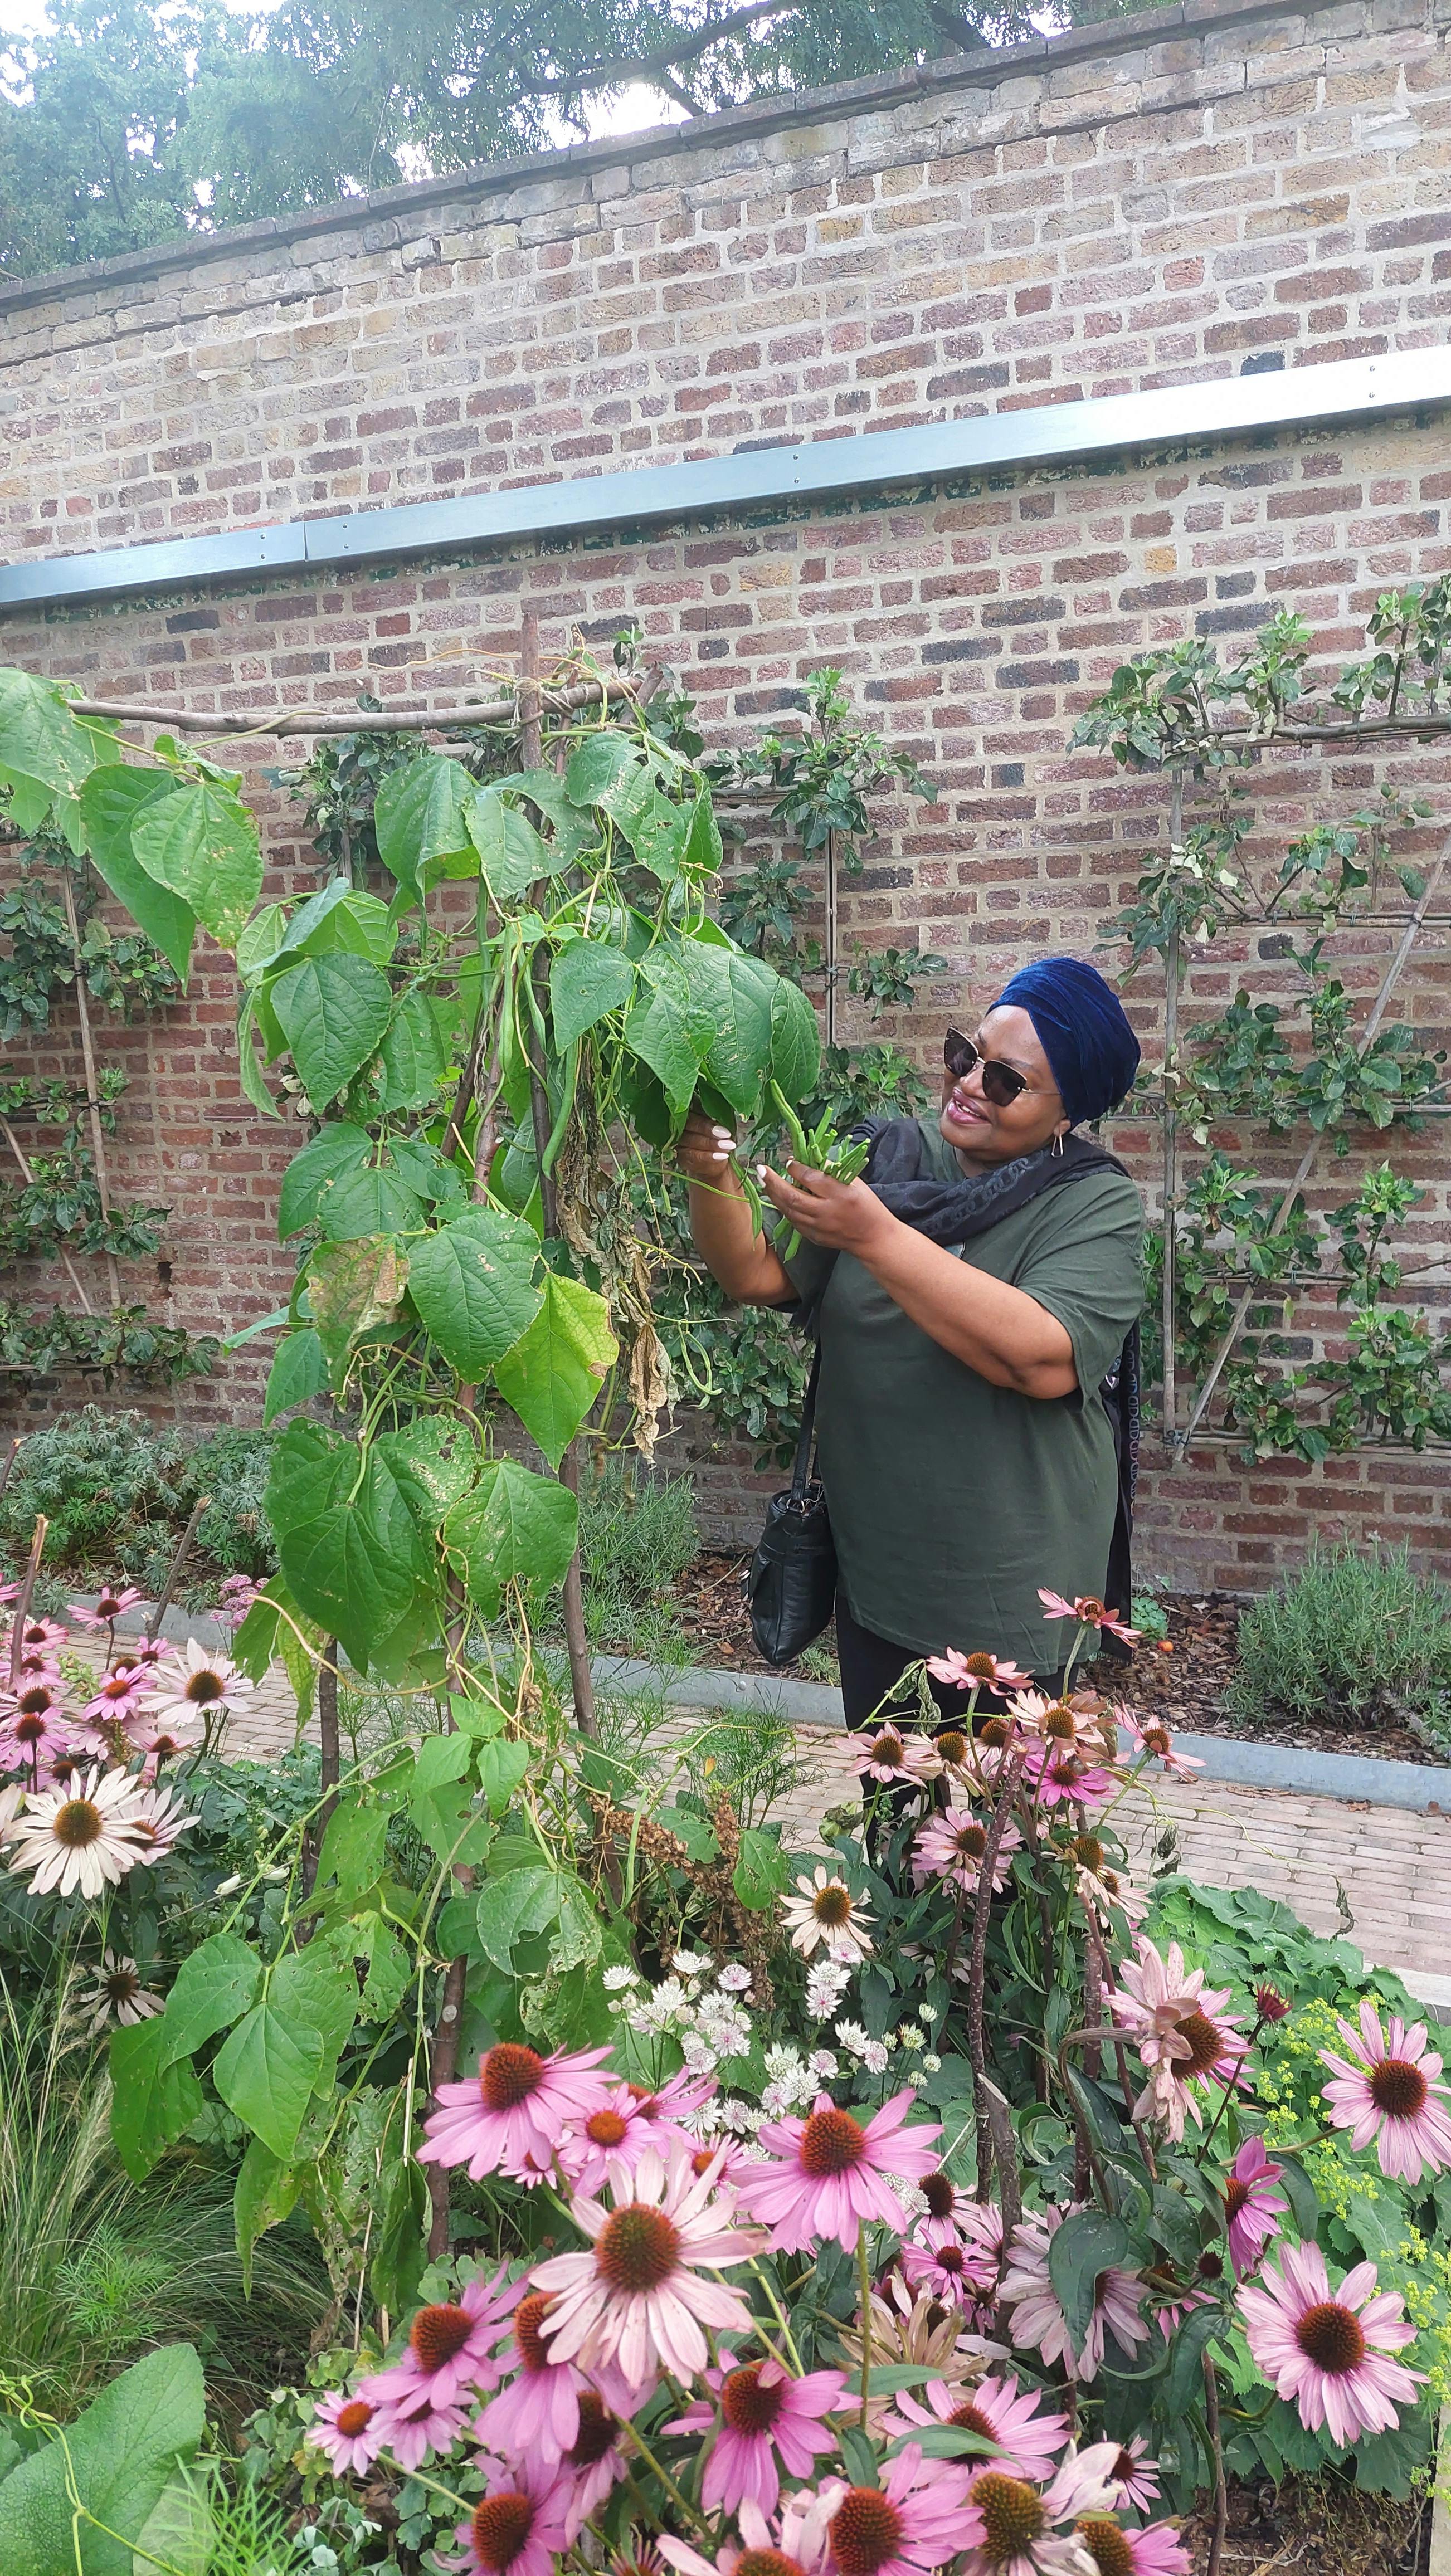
712,1126,732,1140
756,1164,768,1179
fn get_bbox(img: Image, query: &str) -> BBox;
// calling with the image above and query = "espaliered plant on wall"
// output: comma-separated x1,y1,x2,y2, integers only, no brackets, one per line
1073,587,1451,1465
0,794,219,1388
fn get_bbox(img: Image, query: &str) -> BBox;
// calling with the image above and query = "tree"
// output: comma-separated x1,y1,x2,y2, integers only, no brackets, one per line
1,0,1046,279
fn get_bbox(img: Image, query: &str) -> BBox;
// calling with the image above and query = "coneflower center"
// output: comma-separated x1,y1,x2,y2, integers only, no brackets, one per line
410,2302,474,2372
722,2361,785,2434
595,2203,680,2292
800,2107,866,2177
585,2107,631,2148
1141,1725,1172,1757
53,1799,101,1849
1075,2518,1133,2576
18,1685,56,1717
811,1885,853,1929
1109,2448,1138,2485
949,2400,994,2439
936,1731,967,1764
972,2472,1045,2561
953,1824,988,1860
14,1711,48,1744
96,1672,138,1702
470,2493,535,2572
736,2551,805,2576
1224,2176,1249,2219
481,2043,545,2109
183,1670,226,1705
1369,2056,1429,2119
829,2486,905,2576
104,1965,140,2004
564,2391,616,2467
1174,2010,1227,2077
1044,1707,1077,1740
869,1731,904,1765
922,2172,957,2219
1294,2299,1367,2374
1073,1835,1104,1872
963,1653,999,1681
1078,1598,1107,1625
513,2291,555,2373
932,2244,966,2276
335,2398,373,2437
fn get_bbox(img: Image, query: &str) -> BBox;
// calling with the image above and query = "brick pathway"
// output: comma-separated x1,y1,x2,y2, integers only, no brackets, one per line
199,1657,1451,2012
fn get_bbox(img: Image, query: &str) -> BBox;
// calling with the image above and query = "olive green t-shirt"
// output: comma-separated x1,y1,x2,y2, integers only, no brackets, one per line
784,1120,1144,1673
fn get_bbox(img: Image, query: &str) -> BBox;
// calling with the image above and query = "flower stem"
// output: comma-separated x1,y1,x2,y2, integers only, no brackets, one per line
856,2226,873,2429
624,2417,715,2540
751,2261,805,2373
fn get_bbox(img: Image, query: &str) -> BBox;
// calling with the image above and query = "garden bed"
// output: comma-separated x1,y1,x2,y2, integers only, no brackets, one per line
1181,2471,1430,2573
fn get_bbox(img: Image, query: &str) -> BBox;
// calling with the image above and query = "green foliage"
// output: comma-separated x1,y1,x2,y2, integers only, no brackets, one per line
0,2343,204,2574
1225,1542,1451,1739
0,1304,219,1393
0,1409,274,1595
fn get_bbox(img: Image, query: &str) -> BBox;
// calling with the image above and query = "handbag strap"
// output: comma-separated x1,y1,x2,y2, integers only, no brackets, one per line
790,1340,822,1501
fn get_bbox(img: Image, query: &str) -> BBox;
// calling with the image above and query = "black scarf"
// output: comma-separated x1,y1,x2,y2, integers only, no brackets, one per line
807,1118,1142,1652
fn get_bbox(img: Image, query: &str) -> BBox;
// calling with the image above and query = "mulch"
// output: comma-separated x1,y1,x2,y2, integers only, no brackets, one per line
1180,2472,1429,2574
622,1558,1447,1768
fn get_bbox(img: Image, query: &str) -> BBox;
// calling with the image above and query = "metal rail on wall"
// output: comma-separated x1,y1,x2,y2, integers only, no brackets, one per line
2,350,1450,611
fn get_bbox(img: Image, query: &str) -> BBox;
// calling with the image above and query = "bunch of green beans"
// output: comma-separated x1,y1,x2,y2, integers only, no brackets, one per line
768,1082,873,1259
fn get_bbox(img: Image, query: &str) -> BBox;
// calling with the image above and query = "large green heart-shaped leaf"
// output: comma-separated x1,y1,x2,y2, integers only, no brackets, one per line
443,1457,578,1617
769,973,821,1102
157,1931,262,2068
306,1236,409,1376
265,1417,349,1541
212,2002,323,2161
622,948,711,1114
374,754,476,897
493,1272,617,1467
564,730,642,809
474,1865,561,1972
277,1122,371,1238
625,791,689,881
108,2018,205,2183
494,767,596,862
466,788,556,904
280,1448,427,1668
270,954,393,1107
373,1418,476,1530
377,991,450,1110
317,1158,426,1243
262,1327,330,1424
130,778,262,949
681,940,776,1117
549,939,636,1051
277,877,396,965
0,667,97,795
0,2343,204,2576
235,2139,302,2297
77,767,197,984
407,1206,541,1379
1047,2208,1132,2345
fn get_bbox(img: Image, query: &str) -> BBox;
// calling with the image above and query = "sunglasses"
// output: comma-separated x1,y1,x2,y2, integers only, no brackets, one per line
943,1027,1036,1108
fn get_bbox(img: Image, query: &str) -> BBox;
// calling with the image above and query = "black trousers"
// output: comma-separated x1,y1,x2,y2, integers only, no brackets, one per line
834,1592,1064,1730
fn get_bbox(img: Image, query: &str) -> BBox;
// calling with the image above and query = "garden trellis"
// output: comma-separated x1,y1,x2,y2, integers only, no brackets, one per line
1074,584,1451,1467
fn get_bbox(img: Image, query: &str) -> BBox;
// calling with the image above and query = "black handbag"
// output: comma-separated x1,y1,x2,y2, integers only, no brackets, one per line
746,1343,838,1666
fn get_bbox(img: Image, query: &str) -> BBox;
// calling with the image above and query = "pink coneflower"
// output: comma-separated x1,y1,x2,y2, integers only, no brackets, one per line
364,2268,519,2418
900,2214,999,2305
1120,1716,1203,1779
661,2486,843,2576
309,2388,388,2475
0,1693,74,1775
143,1638,255,1728
1038,1590,1141,1645
668,2353,848,2514
883,2374,1068,2482
558,2090,655,2197
418,2040,613,2185
736,2089,940,2254
554,2392,628,2540
782,1867,875,1962
627,2067,718,2130
82,1665,152,1727
850,1724,937,1788
1319,1999,1451,2184
910,1806,1022,1895
1238,2240,1422,2446
124,1779,194,1862
999,2210,1147,2383
6,1763,147,1899
126,1706,205,1775
1103,2437,1160,2515
827,2445,978,2576
69,1585,145,1629
531,2142,760,2397
1224,2138,1287,2279
926,1651,1033,1695
1109,1938,1248,2141
1073,2518,1191,2575
960,2445,1121,2576
82,1948,163,2031
374,2389,469,2470
9,1616,67,1653
1022,1741,1115,1811
449,2455,574,2576
474,2290,583,2462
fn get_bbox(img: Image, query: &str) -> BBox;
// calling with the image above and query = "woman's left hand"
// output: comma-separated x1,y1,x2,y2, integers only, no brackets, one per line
758,1160,897,1256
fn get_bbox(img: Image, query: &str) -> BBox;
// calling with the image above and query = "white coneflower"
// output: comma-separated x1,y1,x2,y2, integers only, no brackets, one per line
143,1638,254,1728
6,1765,148,1900
124,1779,196,1864
782,1866,875,1962
84,1949,163,2031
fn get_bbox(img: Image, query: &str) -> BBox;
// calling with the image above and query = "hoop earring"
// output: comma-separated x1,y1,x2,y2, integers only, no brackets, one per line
1051,1130,1064,1157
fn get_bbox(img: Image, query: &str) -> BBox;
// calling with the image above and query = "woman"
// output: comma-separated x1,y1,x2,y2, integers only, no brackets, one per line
678,955,1144,1728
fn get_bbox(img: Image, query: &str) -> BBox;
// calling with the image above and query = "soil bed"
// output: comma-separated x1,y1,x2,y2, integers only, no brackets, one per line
1180,2471,1429,2573
615,1560,1448,1767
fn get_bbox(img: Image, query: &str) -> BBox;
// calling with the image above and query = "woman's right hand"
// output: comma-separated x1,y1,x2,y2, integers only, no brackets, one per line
676,1105,738,1185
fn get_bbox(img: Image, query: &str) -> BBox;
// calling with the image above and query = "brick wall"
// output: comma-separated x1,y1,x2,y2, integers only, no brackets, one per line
1,0,1450,1590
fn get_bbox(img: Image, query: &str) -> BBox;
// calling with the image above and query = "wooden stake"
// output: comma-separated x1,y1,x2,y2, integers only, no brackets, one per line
152,1493,209,1627
0,1115,95,1315
1160,774,1183,1456
60,875,122,1310
9,1515,48,1683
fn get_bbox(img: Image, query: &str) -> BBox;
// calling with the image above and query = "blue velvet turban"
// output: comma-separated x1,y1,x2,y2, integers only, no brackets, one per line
992,955,1141,1127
